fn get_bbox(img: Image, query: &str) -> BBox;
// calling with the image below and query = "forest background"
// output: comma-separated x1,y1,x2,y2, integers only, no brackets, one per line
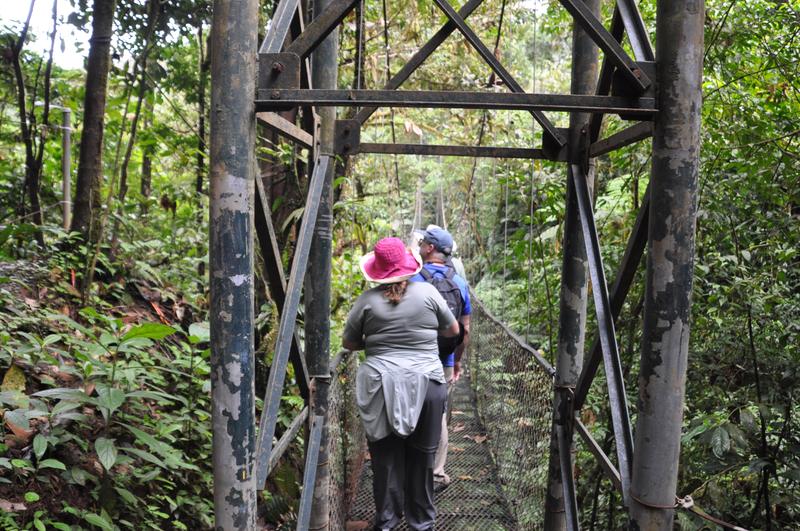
0,0,798,529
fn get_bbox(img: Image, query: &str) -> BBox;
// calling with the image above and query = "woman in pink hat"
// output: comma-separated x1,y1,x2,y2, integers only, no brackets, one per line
343,237,460,531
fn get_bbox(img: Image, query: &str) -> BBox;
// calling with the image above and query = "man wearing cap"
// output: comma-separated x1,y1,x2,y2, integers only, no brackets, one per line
410,226,471,491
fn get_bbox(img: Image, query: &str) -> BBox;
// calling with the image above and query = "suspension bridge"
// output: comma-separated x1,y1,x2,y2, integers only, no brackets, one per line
206,0,712,529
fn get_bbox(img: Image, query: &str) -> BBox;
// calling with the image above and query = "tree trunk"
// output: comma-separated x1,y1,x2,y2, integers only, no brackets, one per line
11,0,52,245
139,92,154,215
71,0,117,244
196,25,208,198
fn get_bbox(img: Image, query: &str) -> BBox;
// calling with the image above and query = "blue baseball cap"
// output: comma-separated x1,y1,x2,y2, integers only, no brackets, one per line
421,227,454,255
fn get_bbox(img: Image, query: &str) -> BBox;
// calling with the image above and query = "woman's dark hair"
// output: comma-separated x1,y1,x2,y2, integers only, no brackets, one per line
382,280,408,305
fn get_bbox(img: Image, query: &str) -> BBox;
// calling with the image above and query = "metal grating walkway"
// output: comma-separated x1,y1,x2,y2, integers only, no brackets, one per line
347,374,518,530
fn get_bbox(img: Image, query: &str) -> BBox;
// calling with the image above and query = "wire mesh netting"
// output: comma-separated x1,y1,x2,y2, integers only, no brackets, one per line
469,297,555,529
327,351,367,530
348,372,517,530
331,296,554,529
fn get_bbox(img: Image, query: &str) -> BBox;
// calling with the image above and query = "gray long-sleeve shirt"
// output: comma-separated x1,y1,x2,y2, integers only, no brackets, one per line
344,282,455,441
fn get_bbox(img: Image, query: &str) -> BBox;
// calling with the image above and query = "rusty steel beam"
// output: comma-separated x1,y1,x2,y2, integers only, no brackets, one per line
257,112,314,148
573,185,650,410
355,142,554,160
571,162,635,506
257,89,657,115
576,419,623,493
260,0,300,54
255,155,331,488
254,177,311,400
588,6,625,143
589,120,653,157
617,0,655,62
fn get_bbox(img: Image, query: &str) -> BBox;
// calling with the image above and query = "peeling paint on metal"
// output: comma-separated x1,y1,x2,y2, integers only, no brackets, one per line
229,274,251,286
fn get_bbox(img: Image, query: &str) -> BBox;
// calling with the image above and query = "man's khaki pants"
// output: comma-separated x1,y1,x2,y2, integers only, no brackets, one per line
433,365,455,484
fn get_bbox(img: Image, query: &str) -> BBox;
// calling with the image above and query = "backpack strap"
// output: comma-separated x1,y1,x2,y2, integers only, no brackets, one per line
444,267,456,280
419,267,433,281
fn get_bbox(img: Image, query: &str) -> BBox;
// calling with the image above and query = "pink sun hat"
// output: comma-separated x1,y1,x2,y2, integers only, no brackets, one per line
360,237,423,284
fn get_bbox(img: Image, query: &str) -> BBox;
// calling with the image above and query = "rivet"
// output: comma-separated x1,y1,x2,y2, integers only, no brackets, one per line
270,90,280,100
271,61,284,73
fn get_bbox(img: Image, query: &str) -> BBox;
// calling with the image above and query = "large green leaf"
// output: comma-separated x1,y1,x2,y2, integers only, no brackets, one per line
96,387,126,422
711,426,730,458
83,512,114,531
38,458,67,471
121,323,176,342
4,409,30,431
95,437,118,472
32,388,94,403
33,434,47,459
123,423,171,459
188,321,210,344
120,446,165,468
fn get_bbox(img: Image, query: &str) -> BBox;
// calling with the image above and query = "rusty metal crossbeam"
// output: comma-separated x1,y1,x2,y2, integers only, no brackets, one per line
254,178,310,400
258,89,656,115
590,120,653,157
576,419,622,492
266,407,309,478
260,0,300,54
355,142,555,160
588,6,625,142
257,112,314,148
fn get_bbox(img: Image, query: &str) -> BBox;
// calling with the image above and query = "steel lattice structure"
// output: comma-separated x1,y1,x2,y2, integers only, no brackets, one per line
208,0,703,529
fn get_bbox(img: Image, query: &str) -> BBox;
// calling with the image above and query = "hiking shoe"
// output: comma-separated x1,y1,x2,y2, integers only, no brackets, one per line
433,480,450,494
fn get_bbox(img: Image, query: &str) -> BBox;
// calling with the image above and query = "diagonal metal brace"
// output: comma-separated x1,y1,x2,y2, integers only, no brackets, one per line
558,0,651,93
354,0,485,125
570,163,634,506
285,0,359,59
430,0,566,148
260,0,301,54
255,155,332,488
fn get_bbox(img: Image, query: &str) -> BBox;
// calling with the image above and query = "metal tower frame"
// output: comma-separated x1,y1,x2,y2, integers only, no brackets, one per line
208,0,703,529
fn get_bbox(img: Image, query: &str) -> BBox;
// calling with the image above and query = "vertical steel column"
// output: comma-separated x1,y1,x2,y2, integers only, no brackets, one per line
61,108,72,230
208,0,258,528
543,1,599,529
630,1,703,529
306,0,339,527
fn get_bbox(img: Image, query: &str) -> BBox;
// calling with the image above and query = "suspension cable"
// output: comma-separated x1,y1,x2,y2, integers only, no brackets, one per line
526,163,535,342
381,0,402,230
501,164,509,321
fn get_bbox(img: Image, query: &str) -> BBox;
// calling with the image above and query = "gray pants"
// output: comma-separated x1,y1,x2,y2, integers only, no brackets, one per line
368,380,447,531
433,366,455,483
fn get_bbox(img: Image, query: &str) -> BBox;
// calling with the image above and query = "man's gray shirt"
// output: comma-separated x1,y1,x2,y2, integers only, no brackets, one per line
344,282,455,441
